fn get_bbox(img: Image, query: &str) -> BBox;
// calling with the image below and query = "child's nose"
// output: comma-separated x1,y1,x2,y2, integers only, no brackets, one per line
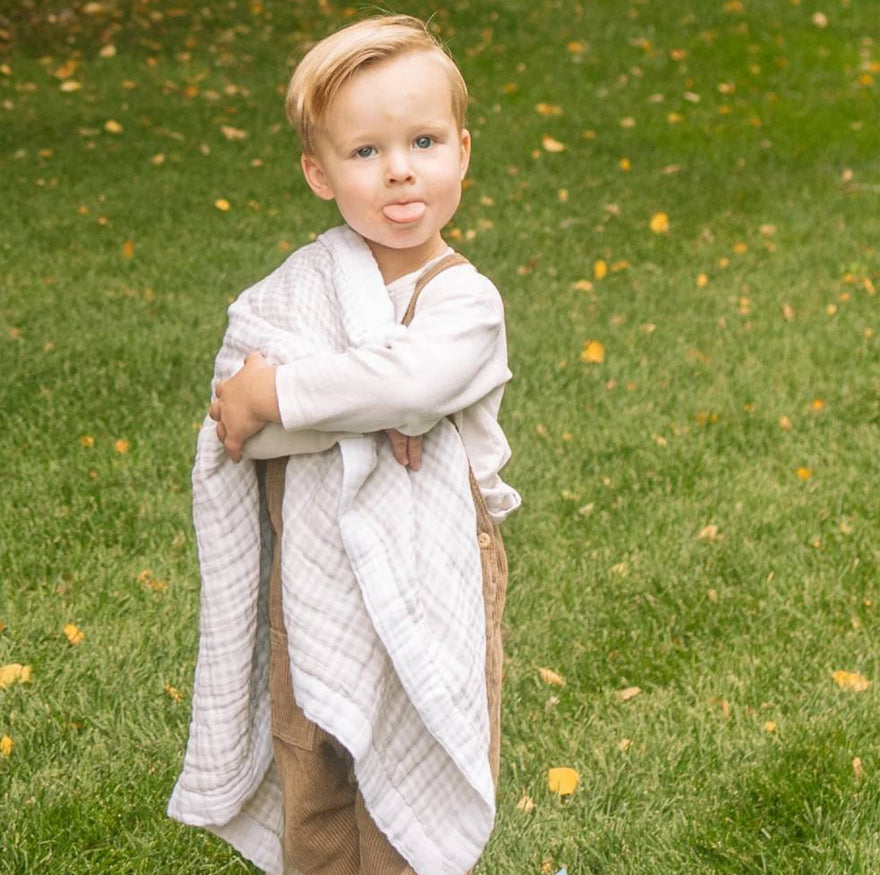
384,151,415,185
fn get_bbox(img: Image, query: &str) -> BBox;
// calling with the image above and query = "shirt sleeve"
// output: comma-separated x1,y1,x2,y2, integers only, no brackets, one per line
275,267,511,436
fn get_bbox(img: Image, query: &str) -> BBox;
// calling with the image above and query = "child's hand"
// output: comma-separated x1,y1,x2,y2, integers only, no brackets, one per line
384,429,422,471
209,352,280,462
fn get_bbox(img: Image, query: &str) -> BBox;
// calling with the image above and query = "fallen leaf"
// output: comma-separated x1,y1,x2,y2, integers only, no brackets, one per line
779,415,793,431
114,438,130,454
547,767,579,795
64,624,85,645
619,738,632,752
572,279,593,292
0,664,32,689
535,103,563,116
580,340,605,364
541,135,566,153
79,435,95,447
215,198,231,211
796,467,813,481
164,683,183,702
697,273,709,288
0,621,5,634
619,157,631,171
650,212,669,234
812,11,828,28
221,125,248,141
853,757,864,779
810,398,825,412
697,524,720,541
764,721,777,733
99,44,117,59
619,686,642,703
60,80,82,92
104,119,123,134
122,240,135,259
0,735,12,757
516,791,535,813
538,667,566,687
832,670,870,692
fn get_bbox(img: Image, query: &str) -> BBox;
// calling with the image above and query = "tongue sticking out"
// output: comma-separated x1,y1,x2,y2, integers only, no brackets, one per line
383,202,426,223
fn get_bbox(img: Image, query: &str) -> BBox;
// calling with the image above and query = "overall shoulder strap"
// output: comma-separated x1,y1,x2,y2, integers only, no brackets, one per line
401,252,470,327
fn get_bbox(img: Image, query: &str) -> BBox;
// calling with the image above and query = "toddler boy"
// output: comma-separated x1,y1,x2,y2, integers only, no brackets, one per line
169,15,519,875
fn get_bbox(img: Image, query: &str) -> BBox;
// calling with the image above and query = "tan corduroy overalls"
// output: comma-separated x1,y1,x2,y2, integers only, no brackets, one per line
265,254,509,875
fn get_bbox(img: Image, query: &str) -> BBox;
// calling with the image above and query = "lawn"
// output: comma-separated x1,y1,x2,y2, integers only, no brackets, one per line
2,0,880,872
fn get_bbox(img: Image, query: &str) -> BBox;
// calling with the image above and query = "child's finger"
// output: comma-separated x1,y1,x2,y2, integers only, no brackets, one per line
407,435,422,471
384,429,409,466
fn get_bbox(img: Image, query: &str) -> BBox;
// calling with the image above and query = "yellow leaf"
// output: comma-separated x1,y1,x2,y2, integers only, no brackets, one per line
0,664,31,689
538,667,566,687
0,735,12,757
796,467,813,481
619,157,631,171
541,135,566,153
164,683,184,702
810,398,825,412
697,524,720,541
619,737,632,752
812,11,828,28
593,259,608,280
580,340,605,364
696,273,709,288
619,686,643,703
121,239,135,259
650,212,669,234
60,80,82,92
853,757,864,779
535,103,563,116
114,438,130,454
567,40,586,54
547,767,579,795
220,124,249,141
764,721,776,733
667,112,684,124
79,435,95,447
832,670,870,692
104,119,123,134
215,198,231,211
779,415,793,431
0,621,5,634
150,153,165,166
64,623,85,645
572,279,593,292
99,44,117,59
733,241,748,254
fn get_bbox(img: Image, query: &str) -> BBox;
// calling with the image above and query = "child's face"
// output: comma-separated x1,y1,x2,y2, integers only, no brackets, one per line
301,50,471,280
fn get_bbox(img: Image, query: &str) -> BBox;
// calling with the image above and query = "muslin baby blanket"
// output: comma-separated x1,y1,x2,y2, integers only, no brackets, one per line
168,225,494,875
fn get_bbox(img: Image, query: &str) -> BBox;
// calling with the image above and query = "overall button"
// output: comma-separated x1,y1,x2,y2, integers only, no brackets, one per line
478,531,492,549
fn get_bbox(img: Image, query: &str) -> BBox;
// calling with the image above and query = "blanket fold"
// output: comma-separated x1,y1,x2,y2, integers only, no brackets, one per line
168,225,494,875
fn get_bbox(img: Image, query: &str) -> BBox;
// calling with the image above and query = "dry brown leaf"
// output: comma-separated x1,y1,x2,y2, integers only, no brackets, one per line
619,686,642,703
538,667,566,687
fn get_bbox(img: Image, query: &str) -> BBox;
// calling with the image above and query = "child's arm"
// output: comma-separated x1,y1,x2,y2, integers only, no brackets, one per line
210,353,423,468
211,270,507,460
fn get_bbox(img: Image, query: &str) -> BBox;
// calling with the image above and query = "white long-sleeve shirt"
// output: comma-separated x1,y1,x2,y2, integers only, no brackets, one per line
242,250,520,522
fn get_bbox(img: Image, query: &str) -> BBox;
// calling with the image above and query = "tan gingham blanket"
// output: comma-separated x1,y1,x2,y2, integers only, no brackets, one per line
167,226,494,875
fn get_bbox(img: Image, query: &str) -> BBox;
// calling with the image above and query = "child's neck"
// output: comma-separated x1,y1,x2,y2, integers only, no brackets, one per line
367,235,448,284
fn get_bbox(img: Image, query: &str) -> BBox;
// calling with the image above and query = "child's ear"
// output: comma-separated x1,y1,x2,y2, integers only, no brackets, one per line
459,129,472,180
301,153,334,201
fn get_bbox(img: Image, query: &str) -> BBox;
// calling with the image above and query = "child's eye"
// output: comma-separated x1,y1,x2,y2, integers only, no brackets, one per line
414,136,434,150
355,146,376,159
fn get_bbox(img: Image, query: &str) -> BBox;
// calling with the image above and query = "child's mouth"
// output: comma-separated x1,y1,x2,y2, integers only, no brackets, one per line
382,202,426,223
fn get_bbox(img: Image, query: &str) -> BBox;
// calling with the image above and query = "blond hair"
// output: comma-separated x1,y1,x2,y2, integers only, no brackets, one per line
286,15,468,155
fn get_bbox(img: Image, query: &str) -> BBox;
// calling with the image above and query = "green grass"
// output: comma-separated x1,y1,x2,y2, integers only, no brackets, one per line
2,0,879,872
